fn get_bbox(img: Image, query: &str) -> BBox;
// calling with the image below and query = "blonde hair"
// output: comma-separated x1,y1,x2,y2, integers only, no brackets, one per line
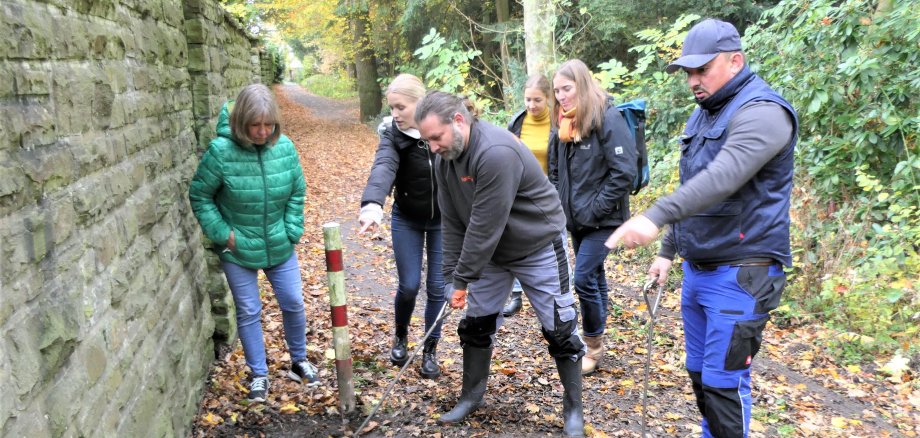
230,83,282,146
385,74,426,102
552,59,608,138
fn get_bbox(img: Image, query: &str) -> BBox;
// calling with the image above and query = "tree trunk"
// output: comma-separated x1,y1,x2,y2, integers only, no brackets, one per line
523,0,556,78
496,0,511,109
351,10,382,121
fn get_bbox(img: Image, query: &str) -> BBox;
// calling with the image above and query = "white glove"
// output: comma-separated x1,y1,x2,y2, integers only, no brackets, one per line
358,203,384,233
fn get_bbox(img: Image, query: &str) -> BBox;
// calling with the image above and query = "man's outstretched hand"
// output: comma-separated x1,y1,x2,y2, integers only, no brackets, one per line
606,214,660,249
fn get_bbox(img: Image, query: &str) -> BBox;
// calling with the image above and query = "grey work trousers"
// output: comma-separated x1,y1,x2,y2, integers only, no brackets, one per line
461,232,585,360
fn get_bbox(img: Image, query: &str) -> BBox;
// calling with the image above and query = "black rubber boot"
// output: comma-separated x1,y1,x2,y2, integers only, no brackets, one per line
438,346,493,424
555,357,585,437
390,324,408,366
420,337,441,379
502,291,523,317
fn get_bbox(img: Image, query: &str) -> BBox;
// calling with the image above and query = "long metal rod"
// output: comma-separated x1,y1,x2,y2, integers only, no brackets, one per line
641,277,664,438
356,302,454,435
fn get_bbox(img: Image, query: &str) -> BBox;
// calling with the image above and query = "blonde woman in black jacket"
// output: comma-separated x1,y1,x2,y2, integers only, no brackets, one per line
358,74,444,379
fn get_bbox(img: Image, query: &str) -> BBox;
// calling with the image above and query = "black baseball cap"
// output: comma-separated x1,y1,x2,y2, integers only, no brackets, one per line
666,19,742,74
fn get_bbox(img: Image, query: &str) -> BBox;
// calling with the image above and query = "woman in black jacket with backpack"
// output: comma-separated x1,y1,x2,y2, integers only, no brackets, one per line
358,74,444,379
549,59,637,375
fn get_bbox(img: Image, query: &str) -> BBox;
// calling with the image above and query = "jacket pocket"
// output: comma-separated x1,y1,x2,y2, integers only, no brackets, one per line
703,126,726,141
681,200,743,256
724,316,769,371
696,199,742,216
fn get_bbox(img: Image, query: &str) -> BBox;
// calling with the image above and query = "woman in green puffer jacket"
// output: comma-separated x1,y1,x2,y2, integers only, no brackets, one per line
189,84,319,403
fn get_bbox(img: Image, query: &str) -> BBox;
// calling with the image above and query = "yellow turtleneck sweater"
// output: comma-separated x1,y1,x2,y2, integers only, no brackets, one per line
519,106,551,174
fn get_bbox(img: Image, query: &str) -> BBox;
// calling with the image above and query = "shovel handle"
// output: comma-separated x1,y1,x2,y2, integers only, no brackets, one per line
642,276,664,319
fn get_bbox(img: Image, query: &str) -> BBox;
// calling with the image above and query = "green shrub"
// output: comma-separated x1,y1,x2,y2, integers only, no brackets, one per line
599,3,919,357
411,28,513,125
300,73,358,99
745,0,919,354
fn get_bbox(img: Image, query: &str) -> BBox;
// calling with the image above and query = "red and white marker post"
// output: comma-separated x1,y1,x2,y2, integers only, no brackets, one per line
323,222,355,413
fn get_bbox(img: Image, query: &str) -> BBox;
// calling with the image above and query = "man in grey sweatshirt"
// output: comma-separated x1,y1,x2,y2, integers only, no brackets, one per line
415,91,586,437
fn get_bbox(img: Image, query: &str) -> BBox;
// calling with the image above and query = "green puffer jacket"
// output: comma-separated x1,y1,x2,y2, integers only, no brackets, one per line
189,102,306,269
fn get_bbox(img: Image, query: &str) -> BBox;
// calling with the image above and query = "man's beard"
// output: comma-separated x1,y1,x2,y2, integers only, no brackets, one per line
439,124,465,161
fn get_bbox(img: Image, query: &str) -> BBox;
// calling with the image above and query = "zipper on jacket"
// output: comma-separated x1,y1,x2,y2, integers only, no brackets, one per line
565,142,576,227
258,147,271,267
426,143,435,220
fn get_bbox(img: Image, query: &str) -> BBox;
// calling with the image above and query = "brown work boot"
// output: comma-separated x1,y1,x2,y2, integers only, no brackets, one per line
581,335,604,375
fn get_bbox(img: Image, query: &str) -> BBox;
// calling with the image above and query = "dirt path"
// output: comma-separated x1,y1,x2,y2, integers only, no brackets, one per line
280,84,360,121
191,84,918,438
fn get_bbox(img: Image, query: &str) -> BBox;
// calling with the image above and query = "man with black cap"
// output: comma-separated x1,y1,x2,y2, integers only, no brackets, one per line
605,18,798,438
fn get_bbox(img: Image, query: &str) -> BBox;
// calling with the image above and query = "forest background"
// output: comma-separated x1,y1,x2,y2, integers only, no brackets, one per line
225,0,917,370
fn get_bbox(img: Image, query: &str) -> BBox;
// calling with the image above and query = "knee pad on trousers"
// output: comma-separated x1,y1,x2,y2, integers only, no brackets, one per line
457,313,498,349
702,383,745,438
541,294,585,359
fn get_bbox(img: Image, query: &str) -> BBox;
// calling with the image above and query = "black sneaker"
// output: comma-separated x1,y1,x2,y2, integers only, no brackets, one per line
247,376,268,403
289,360,321,387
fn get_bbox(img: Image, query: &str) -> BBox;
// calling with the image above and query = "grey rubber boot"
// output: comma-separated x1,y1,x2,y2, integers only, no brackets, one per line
555,356,585,437
438,345,493,424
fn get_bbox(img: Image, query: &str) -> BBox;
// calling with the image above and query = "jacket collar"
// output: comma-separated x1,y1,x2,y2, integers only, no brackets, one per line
699,65,754,113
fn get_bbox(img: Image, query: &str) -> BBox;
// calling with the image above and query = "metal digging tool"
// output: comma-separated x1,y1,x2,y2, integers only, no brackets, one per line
641,276,664,438
356,302,454,436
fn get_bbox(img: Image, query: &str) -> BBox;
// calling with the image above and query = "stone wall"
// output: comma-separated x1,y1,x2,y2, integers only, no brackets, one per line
0,0,274,435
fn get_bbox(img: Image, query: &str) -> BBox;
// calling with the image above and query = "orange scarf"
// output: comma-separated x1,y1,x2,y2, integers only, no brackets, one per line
558,107,579,142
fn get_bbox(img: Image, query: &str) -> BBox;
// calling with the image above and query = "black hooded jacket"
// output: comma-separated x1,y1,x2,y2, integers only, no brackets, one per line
548,102,637,232
361,118,440,221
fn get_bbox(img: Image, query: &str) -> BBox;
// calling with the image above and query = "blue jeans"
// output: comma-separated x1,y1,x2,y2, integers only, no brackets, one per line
222,252,307,377
682,261,785,438
571,228,614,337
391,204,446,339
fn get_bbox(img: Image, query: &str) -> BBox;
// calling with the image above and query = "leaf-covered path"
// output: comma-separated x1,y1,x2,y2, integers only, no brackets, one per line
190,84,918,437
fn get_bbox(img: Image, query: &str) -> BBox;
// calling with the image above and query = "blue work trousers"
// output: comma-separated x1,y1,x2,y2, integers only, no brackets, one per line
682,261,785,438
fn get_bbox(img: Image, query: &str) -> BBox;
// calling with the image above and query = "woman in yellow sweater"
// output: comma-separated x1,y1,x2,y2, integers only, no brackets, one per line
501,74,554,317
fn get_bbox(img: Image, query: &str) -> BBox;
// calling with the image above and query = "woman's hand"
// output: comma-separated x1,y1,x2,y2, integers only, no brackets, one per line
227,230,236,252
358,203,384,234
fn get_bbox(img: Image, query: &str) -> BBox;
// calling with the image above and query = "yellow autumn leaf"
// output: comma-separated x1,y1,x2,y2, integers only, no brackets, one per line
664,412,682,420
280,403,301,414
620,379,635,388
749,418,765,432
203,412,223,425
831,417,849,429
325,348,336,360
525,403,540,414
890,278,912,289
